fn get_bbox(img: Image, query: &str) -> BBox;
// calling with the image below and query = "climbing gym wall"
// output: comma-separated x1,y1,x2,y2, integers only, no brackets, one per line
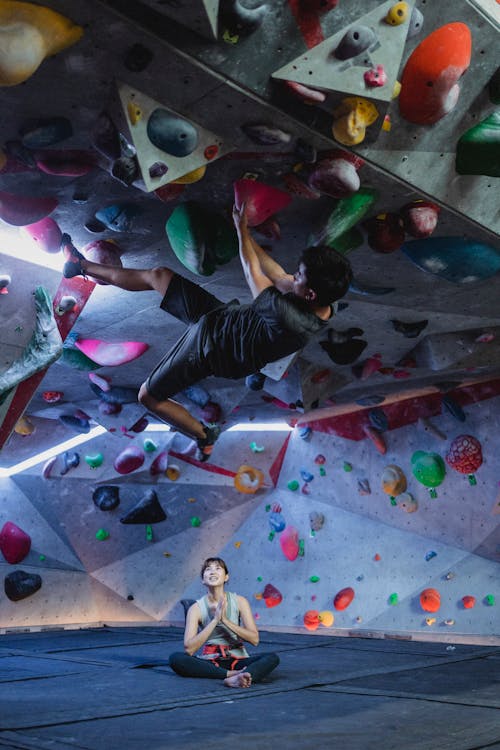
0,0,498,643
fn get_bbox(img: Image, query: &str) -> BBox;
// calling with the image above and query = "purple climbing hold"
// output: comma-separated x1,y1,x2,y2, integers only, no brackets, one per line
0,190,58,226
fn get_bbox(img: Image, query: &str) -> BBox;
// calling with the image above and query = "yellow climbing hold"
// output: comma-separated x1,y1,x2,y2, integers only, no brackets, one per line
332,97,379,146
385,2,409,25
318,610,334,627
172,165,207,184
391,81,402,99
14,415,35,435
127,101,142,125
0,1,83,86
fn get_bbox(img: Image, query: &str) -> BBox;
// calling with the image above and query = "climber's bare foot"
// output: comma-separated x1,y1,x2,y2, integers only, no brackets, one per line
224,671,252,688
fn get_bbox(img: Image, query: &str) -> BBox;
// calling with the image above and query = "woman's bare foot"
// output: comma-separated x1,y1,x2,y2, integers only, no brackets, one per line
224,671,252,688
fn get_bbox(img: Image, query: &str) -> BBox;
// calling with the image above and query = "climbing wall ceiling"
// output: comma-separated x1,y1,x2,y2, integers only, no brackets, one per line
0,0,498,640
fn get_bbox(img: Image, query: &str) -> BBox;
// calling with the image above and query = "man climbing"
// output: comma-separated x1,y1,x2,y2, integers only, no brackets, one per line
62,203,352,461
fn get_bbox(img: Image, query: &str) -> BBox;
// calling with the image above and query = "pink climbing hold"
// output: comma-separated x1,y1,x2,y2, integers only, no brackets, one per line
75,339,148,366
82,240,123,285
263,583,283,608
308,149,364,199
114,445,145,474
150,451,169,476
34,149,97,177
21,217,62,253
279,525,300,561
0,522,31,564
333,586,355,610
284,80,326,104
0,190,58,226
234,179,292,227
88,372,111,391
401,200,440,238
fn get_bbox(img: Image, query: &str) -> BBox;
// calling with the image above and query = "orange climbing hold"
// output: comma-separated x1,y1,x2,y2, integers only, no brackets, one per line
420,588,441,613
462,595,476,609
303,610,320,630
333,586,355,610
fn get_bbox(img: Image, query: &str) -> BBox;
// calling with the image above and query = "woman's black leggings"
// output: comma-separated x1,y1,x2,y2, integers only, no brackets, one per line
169,651,279,682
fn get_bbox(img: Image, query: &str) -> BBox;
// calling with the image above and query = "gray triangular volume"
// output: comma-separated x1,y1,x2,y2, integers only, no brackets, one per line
120,489,167,525
272,0,415,103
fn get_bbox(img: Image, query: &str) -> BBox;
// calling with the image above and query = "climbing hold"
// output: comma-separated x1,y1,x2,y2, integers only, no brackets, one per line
425,617,436,626
76,339,148,368
94,204,139,233
234,465,265,494
304,610,320,630
314,454,325,465
21,217,62,254
34,149,96,177
284,79,326,104
219,0,267,37
343,462,352,472
268,511,286,533
462,595,476,609
456,111,500,177
299,426,312,440
399,23,472,125
309,188,378,252
319,610,334,627
283,172,320,200
309,511,324,532
0,522,31,563
233,179,292,227
332,97,379,146
389,593,398,605
287,480,299,491
300,469,314,483
59,415,90,434
90,383,138,405
307,149,363,199
60,450,80,475
333,587,354,610
149,452,168,476
407,6,424,38
114,445,145,475
401,200,440,239
120,489,166,524
172,165,207,184
391,319,428,338
95,528,110,541
13,415,34,435
124,42,153,72
310,575,320,583
93,486,120,511
445,435,483,485
334,25,377,60
425,550,437,561
357,478,371,495
190,516,201,527
42,456,57,479
55,295,77,316
385,2,409,25
0,2,82,86
280,525,300,561
0,190,58,226
382,465,407,499
397,492,418,513
143,439,157,453
250,442,264,453
246,372,266,391
166,465,180,481
368,408,388,432
147,108,198,157
411,451,446,498
85,453,104,469
485,595,495,606
20,116,72,148
420,588,441,612
374,553,381,561
81,240,123,284
363,212,405,253
4,570,41,601
241,123,292,145
263,583,283,608
0,274,11,293
149,162,168,179
200,401,221,424
442,394,466,422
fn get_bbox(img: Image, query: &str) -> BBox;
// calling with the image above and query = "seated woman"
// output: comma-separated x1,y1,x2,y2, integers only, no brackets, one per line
169,557,279,688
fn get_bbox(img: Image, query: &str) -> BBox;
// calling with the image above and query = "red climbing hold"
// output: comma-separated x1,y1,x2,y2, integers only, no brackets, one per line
0,522,32,564
234,179,292,227
333,586,355,610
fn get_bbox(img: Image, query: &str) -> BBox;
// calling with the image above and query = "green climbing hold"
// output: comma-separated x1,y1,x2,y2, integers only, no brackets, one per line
298,539,305,556
250,441,264,453
39,554,45,561
485,594,495,606
343,462,352,472
309,188,378,252
268,531,275,541
287,480,299,491
319,466,326,476
96,528,110,541
146,524,153,541
456,111,500,178
310,575,320,583
265,504,271,512
85,453,103,468
143,439,157,452
389,593,398,605
190,516,201,527
257,576,262,582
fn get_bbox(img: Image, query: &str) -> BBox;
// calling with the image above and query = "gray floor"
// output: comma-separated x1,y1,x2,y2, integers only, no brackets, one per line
0,627,499,750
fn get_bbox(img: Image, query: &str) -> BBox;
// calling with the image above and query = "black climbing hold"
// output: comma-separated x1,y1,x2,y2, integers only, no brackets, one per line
20,116,73,148
124,43,154,72
90,382,138,404
120,490,167,525
391,319,428,338
93,486,120,511
369,408,388,432
111,156,139,186
59,415,90,434
60,451,80,475
246,372,266,391
5,570,42,601
219,0,267,36
91,111,121,160
334,25,377,60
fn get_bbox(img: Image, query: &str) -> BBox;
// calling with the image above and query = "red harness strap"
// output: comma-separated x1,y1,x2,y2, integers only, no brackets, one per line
202,644,243,670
